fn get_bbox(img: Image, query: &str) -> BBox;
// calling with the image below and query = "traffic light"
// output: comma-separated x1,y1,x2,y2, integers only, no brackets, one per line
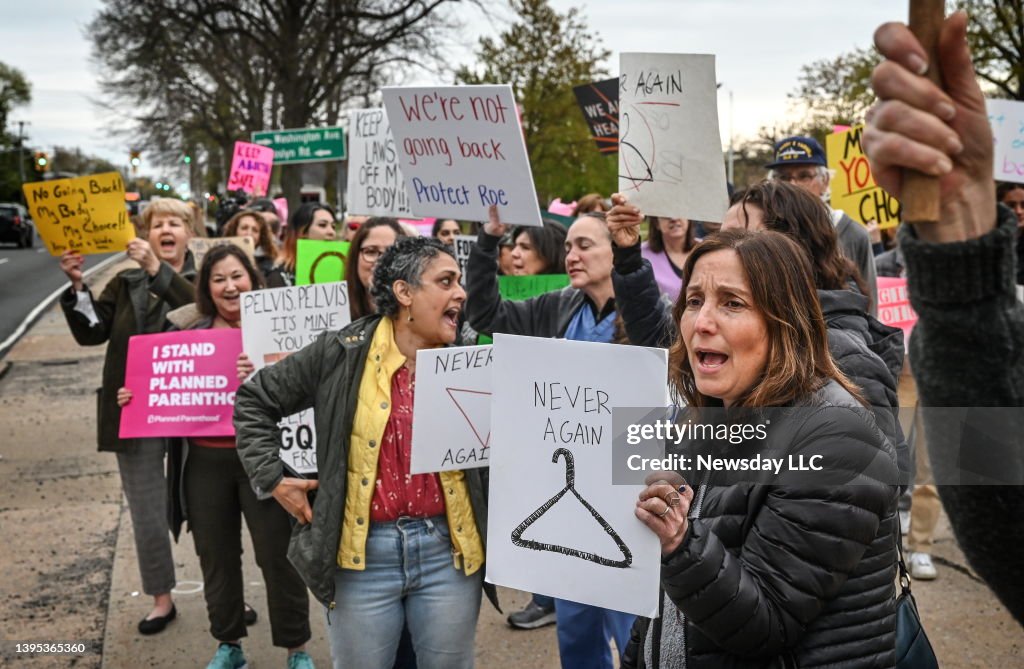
33,151,50,172
182,155,192,164
130,149,141,172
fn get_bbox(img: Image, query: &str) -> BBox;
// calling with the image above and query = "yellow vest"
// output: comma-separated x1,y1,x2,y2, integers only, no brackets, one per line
337,317,485,575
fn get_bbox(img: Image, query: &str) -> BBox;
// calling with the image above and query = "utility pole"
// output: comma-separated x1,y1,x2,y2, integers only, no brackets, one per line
16,120,28,188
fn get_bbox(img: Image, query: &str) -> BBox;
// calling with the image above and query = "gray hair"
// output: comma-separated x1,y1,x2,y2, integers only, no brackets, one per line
370,236,456,317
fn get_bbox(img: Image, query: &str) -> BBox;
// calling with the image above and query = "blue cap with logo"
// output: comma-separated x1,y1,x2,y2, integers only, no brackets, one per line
765,136,827,169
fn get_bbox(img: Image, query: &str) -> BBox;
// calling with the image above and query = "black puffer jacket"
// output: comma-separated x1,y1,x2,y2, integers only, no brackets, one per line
818,289,910,488
612,244,911,488
624,381,899,669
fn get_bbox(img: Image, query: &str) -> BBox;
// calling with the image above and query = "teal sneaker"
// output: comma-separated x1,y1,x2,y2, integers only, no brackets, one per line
288,651,315,669
206,643,248,669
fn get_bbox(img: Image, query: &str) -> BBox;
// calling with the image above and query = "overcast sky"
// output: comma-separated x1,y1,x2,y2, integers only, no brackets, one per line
0,0,904,175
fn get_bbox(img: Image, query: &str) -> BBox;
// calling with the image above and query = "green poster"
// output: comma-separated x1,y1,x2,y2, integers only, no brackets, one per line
477,274,571,344
497,274,570,301
296,239,350,285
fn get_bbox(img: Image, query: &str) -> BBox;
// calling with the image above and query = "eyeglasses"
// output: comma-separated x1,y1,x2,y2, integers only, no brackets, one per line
359,246,386,261
774,170,821,184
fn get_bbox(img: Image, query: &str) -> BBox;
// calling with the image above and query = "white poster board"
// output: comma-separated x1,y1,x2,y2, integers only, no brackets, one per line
410,345,492,474
618,53,728,222
240,282,351,473
453,234,476,287
346,108,413,217
486,334,667,617
382,85,542,227
989,98,1024,185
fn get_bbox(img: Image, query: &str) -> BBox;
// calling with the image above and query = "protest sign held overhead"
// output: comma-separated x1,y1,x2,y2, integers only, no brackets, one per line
347,108,412,217
826,125,901,229
23,172,133,255
618,53,728,222
296,239,350,285
988,98,1024,185
382,84,542,227
241,281,351,474
119,329,243,438
188,235,255,270
411,344,493,474
227,140,274,196
572,78,619,154
486,334,667,617
453,234,476,287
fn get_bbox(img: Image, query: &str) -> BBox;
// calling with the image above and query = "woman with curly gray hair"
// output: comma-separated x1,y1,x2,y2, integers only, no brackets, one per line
235,236,495,669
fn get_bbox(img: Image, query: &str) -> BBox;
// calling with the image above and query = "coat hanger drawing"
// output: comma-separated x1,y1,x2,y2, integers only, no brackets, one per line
511,448,632,569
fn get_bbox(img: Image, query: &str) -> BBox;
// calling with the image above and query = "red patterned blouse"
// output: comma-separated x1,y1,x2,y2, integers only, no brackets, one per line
370,365,446,522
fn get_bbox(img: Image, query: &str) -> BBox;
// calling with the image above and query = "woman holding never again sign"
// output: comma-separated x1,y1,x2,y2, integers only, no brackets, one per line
465,206,651,669
57,198,196,635
622,230,898,668
234,237,495,669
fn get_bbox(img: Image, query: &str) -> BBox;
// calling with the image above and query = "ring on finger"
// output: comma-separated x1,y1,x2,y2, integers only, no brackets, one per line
657,505,671,518
662,491,681,508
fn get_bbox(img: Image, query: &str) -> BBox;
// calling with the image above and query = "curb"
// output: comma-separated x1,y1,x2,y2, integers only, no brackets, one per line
0,253,123,359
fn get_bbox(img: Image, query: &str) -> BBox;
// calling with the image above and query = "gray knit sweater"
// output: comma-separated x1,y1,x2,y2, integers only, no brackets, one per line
898,204,1024,625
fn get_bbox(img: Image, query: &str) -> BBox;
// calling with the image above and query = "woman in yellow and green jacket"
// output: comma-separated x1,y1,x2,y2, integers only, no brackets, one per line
235,236,495,669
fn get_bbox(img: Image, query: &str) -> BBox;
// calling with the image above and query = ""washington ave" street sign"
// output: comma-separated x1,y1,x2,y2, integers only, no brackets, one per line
251,127,347,164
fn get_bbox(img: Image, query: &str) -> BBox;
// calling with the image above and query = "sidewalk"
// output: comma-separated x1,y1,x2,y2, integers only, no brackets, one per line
0,259,1018,667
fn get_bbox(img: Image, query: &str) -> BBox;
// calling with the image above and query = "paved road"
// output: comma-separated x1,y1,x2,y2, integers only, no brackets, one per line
0,243,117,349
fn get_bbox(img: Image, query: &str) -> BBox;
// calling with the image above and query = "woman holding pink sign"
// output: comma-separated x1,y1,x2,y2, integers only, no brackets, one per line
58,198,196,636
119,244,315,669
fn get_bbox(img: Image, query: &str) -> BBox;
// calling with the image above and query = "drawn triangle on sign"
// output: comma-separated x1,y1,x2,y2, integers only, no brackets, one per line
445,387,491,449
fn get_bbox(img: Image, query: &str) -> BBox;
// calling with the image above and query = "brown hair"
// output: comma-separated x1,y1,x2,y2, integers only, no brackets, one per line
195,244,264,318
276,202,336,273
668,229,864,408
646,216,696,254
731,180,867,297
573,193,608,216
346,217,407,320
222,210,277,260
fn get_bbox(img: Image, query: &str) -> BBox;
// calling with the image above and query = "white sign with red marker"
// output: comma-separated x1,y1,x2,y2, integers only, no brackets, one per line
618,53,728,222
411,344,493,474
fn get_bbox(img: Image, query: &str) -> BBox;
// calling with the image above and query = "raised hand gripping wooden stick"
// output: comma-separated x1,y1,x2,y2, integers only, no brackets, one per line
902,0,946,224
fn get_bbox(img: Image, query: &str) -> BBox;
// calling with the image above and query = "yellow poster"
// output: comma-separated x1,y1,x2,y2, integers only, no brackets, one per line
22,172,134,255
826,125,901,229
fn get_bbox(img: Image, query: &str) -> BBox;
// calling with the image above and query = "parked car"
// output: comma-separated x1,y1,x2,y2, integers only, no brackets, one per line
0,203,35,248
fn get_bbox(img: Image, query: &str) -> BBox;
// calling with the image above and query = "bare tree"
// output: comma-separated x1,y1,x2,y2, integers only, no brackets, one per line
89,0,464,209
958,0,1024,100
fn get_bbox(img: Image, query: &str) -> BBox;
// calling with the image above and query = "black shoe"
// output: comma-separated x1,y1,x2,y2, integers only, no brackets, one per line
243,603,257,626
507,601,556,630
138,604,177,635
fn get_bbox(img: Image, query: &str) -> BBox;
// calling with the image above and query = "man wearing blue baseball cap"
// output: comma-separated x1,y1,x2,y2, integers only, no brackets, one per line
766,136,878,315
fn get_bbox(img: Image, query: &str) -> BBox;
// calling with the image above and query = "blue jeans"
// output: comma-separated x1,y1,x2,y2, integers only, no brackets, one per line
532,593,555,610
554,598,635,669
326,516,482,669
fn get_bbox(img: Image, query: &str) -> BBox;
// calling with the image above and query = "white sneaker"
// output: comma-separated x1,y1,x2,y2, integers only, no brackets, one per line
899,510,911,536
909,552,937,580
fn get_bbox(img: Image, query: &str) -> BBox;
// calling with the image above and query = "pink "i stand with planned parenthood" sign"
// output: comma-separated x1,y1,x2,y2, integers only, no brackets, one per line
119,329,243,438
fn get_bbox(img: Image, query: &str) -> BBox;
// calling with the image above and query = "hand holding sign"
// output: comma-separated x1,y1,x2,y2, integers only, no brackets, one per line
607,193,643,247
59,250,86,290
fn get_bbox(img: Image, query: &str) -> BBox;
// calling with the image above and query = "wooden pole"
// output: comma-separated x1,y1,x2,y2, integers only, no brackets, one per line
902,0,946,224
